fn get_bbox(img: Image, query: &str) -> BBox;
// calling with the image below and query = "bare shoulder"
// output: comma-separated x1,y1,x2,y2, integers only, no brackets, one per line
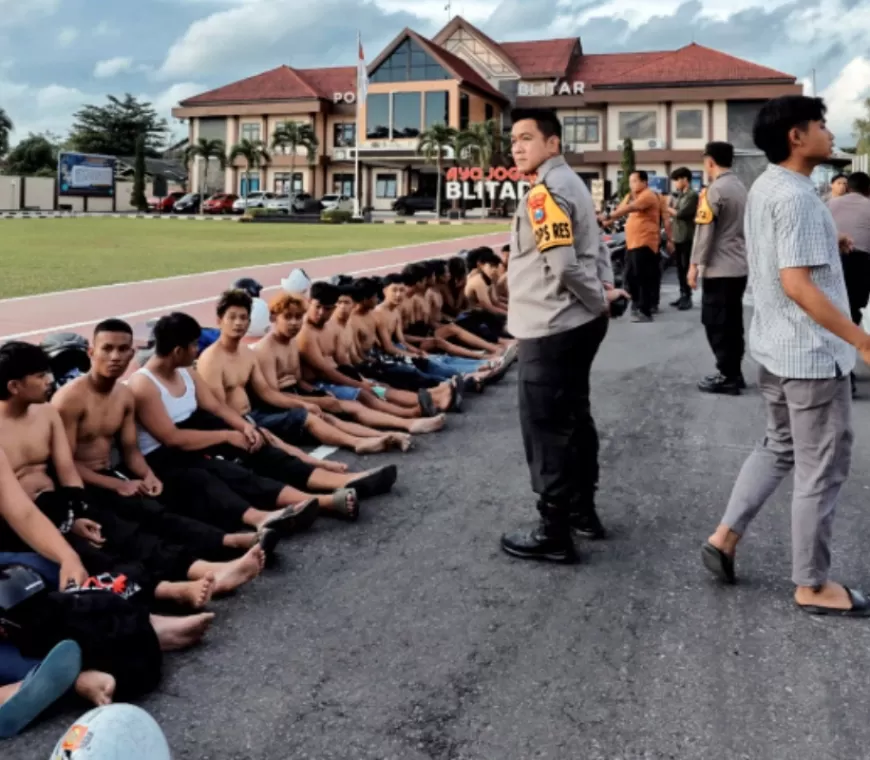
114,382,136,411
33,401,63,426
127,371,156,398
50,376,89,412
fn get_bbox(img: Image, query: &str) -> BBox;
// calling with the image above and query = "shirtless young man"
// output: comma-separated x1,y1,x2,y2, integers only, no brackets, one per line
198,289,408,456
0,341,263,609
131,312,395,521
253,292,427,440
297,282,451,423
52,320,270,597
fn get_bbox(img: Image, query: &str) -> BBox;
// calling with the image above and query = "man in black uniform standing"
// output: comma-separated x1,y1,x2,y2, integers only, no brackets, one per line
500,108,628,564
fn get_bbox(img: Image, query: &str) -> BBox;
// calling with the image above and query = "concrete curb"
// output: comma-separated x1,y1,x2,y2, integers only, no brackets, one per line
0,212,241,221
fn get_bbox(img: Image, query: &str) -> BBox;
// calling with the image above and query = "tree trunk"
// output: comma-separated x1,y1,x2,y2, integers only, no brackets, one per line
201,159,208,214
289,150,296,214
435,156,442,218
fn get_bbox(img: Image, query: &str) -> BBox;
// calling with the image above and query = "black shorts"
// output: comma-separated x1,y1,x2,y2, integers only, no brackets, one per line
248,403,310,445
406,321,434,338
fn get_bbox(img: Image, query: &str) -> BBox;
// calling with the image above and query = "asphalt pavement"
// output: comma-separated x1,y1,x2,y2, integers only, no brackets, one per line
9,275,870,759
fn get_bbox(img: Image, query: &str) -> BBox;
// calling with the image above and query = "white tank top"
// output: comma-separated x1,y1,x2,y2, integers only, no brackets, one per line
134,367,197,456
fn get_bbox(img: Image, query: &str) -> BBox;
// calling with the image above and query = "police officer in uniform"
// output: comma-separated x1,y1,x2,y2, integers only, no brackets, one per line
500,108,628,564
688,142,749,395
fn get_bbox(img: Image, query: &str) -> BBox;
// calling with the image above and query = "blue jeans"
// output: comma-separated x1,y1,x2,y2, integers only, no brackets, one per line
0,553,59,685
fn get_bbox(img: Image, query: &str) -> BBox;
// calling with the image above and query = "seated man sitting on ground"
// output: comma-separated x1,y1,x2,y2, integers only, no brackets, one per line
130,312,396,522
198,289,408,456
297,282,454,421
253,292,427,440
0,341,265,609
440,256,505,345
495,244,510,306
52,319,275,567
463,247,511,339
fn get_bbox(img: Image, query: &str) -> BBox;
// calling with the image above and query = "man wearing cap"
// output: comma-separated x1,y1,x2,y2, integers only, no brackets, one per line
499,107,628,564
688,141,749,395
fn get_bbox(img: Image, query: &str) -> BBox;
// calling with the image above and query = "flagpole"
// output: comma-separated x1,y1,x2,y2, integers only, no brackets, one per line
354,31,362,218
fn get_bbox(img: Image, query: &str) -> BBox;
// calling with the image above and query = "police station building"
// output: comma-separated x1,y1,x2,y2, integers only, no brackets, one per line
173,15,801,211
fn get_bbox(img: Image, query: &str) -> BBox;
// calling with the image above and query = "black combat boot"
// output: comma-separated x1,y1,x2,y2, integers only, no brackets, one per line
698,373,742,396
677,295,692,311
569,499,608,540
501,502,577,563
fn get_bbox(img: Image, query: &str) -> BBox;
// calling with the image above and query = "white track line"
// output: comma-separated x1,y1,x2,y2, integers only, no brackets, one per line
0,249,493,341
0,230,505,304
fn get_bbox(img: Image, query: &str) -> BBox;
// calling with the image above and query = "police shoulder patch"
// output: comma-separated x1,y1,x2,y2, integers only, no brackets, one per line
695,188,714,225
527,184,574,252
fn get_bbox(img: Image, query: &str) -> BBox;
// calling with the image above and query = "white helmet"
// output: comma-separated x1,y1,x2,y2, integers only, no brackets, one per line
281,268,311,296
49,704,170,760
247,297,271,337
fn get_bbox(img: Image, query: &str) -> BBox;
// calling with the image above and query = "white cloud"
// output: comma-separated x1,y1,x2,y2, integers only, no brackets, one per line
0,0,59,27
57,27,78,46
818,56,870,147
93,56,134,79
93,20,119,37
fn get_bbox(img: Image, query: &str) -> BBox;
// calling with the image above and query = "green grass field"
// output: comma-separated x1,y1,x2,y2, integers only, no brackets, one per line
1,219,510,299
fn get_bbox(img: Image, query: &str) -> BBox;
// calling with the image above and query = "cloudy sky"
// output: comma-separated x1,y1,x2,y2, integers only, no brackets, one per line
1,0,868,147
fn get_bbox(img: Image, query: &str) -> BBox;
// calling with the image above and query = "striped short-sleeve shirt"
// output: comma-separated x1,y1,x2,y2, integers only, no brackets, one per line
746,163,856,380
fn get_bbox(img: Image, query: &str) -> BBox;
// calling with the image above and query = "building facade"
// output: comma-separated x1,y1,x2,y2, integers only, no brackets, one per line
172,16,802,210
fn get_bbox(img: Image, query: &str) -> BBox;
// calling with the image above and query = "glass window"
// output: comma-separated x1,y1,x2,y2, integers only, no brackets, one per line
240,175,261,195
240,123,261,143
332,173,355,196
366,93,390,140
392,92,421,138
333,122,356,147
727,101,763,150
273,172,303,194
563,116,599,145
424,91,449,130
675,109,703,139
370,39,450,83
618,111,657,140
485,103,494,122
691,170,704,192
459,93,469,131
376,174,397,198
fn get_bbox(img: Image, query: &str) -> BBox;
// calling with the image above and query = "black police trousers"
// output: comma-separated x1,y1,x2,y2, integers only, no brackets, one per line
701,276,747,379
517,316,608,514
842,249,870,325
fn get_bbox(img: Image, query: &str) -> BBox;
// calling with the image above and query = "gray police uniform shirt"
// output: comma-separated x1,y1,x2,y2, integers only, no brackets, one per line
507,155,608,340
690,170,748,279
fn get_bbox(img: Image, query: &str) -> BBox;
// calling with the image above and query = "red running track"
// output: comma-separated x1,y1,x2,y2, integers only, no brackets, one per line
0,230,509,345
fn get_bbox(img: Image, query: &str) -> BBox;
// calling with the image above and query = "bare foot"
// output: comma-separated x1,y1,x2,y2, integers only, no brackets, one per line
795,581,854,610
204,547,264,595
158,576,215,609
151,612,215,652
409,414,446,434
708,525,739,557
224,532,260,551
354,436,390,455
75,671,116,706
387,432,413,452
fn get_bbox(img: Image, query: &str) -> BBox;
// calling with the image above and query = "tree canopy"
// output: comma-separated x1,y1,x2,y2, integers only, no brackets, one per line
4,133,57,176
68,93,169,157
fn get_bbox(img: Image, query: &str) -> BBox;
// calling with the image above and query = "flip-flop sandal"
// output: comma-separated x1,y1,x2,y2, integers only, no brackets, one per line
701,542,736,584
323,487,360,521
502,343,518,366
449,378,464,413
417,388,436,417
291,497,320,532
0,640,82,739
463,376,485,394
483,359,511,385
346,464,398,500
257,527,280,558
798,586,870,617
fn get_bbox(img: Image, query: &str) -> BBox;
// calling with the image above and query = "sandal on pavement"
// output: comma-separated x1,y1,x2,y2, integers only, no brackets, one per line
798,586,870,617
701,542,736,584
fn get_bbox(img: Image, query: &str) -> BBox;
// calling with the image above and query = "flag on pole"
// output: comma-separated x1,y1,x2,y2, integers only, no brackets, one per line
357,35,368,106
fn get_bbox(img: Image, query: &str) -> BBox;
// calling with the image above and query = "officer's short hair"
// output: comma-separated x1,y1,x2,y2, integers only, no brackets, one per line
752,95,827,164
670,167,692,182
848,172,870,196
703,142,734,168
630,170,648,183
510,108,562,142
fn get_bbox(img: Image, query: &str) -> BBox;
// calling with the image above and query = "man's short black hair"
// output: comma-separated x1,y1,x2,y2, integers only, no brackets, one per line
153,313,201,357
631,170,648,183
510,108,562,143
309,281,340,306
753,95,827,164
501,243,510,254
703,141,734,168
0,342,50,400
382,273,404,288
670,167,693,182
349,277,379,302
401,263,426,286
447,256,467,279
848,172,870,196
217,289,252,318
430,259,447,276
832,172,847,184
477,249,502,267
94,319,133,340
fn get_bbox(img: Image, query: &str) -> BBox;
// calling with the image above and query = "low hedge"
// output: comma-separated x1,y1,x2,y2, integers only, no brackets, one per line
320,209,353,224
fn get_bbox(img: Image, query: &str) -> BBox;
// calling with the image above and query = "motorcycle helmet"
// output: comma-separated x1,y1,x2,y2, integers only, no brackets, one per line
49,704,171,760
40,333,90,390
281,268,311,296
231,277,263,299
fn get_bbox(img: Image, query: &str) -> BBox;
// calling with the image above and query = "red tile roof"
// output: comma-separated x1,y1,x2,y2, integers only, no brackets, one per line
498,38,579,78
296,66,356,98
180,65,321,105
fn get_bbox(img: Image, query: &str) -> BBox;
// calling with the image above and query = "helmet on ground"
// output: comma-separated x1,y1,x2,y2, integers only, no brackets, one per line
281,268,311,295
247,297,270,338
49,704,171,760
231,277,263,299
40,333,90,390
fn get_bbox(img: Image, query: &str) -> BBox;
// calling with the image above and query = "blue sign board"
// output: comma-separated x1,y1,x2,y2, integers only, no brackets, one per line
58,152,116,197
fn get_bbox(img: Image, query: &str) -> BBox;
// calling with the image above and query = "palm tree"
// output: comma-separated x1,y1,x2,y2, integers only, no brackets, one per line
184,137,227,212
0,108,13,159
458,120,497,213
417,122,458,218
227,138,271,206
271,121,319,213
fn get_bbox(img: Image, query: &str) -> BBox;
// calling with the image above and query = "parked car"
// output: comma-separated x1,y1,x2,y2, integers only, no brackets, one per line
290,193,319,213
172,193,201,214
202,193,238,214
147,191,185,213
320,194,353,212
264,194,292,214
393,194,438,216
231,191,275,213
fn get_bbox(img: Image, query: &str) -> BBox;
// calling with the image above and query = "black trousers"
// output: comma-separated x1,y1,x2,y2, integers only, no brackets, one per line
518,316,608,515
625,247,659,317
674,240,692,297
701,276,747,379
842,249,870,325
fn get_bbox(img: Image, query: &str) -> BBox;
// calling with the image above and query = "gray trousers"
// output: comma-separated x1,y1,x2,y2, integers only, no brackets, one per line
721,365,853,587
